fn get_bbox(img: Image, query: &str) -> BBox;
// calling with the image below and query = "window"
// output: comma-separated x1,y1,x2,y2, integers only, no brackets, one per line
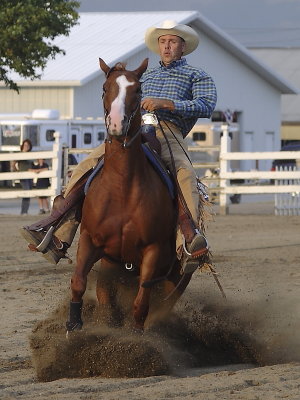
46,129,55,142
193,131,206,141
0,124,21,146
98,131,105,142
84,132,92,145
71,134,77,148
24,125,39,146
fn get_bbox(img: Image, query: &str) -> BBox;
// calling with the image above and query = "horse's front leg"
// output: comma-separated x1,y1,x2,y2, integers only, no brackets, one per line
133,245,161,331
66,230,103,333
95,259,122,326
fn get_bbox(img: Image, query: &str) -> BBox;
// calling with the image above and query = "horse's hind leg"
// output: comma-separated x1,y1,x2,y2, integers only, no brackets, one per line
147,260,192,327
66,230,102,332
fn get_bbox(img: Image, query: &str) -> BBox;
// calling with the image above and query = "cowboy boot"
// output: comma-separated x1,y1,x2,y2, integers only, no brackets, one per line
20,166,95,263
20,212,78,264
178,205,208,274
20,186,87,265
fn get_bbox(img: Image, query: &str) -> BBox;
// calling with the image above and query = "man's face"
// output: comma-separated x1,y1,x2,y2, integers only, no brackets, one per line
158,34,185,66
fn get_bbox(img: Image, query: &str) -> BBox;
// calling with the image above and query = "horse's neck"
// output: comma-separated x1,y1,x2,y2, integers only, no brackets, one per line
104,134,146,181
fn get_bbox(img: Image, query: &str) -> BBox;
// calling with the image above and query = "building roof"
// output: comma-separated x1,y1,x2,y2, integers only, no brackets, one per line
249,47,300,89
6,11,298,94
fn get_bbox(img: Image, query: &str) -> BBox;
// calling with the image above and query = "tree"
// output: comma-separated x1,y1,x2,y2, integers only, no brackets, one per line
0,0,80,92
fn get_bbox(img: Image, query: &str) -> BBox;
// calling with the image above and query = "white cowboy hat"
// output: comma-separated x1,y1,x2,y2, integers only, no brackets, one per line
145,20,199,56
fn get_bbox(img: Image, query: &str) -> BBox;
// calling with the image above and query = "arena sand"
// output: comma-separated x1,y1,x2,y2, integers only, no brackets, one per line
0,201,299,399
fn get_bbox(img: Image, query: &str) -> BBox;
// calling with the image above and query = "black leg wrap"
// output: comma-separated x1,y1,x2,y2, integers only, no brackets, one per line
66,300,83,332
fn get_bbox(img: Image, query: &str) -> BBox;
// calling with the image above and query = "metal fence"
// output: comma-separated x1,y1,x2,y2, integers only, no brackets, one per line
275,166,300,216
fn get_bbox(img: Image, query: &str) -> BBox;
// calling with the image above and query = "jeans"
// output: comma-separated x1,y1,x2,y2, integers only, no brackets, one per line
20,179,33,214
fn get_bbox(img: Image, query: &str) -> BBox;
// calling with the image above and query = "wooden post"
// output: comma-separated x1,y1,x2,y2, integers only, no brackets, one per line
219,124,231,215
62,145,69,188
51,132,63,202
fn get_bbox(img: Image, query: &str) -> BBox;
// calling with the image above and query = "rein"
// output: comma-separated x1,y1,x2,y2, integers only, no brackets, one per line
155,113,194,220
123,127,141,148
154,114,193,165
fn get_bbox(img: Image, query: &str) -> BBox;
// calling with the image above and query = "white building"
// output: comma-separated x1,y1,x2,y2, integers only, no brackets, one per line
0,11,297,170
249,47,300,144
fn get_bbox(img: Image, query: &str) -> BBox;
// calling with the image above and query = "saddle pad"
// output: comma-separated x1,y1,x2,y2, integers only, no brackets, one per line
84,146,175,199
142,144,175,199
84,158,104,195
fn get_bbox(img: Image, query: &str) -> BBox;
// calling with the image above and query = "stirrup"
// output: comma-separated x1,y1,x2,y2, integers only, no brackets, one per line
182,234,208,259
182,238,193,257
35,226,55,252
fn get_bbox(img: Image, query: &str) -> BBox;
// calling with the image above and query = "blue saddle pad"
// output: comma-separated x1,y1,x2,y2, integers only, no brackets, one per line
84,146,175,199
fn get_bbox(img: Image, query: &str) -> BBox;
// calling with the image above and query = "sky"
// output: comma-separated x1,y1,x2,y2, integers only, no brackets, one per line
78,0,300,47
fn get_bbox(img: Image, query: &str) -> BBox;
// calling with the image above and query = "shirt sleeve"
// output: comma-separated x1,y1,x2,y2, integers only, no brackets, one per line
173,72,217,118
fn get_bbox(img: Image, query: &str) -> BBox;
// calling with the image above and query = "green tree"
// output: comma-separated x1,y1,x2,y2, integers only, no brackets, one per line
0,0,80,92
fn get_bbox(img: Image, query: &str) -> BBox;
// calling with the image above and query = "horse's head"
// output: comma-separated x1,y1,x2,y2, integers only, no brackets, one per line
99,58,148,137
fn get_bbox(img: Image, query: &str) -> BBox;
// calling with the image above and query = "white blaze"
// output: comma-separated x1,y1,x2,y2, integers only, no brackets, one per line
108,75,134,135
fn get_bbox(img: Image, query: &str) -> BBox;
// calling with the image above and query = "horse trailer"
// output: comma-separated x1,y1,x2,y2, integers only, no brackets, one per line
0,109,106,162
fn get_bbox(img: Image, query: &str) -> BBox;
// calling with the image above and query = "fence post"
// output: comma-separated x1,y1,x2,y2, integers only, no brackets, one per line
51,132,63,200
219,124,231,215
62,145,69,188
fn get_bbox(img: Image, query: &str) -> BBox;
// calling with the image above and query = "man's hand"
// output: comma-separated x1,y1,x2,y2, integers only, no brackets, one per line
141,97,175,112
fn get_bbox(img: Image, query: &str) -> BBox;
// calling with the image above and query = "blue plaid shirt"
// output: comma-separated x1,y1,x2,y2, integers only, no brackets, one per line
140,58,217,137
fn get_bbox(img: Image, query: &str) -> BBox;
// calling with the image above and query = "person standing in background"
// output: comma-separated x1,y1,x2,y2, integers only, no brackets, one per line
13,139,33,215
30,159,51,214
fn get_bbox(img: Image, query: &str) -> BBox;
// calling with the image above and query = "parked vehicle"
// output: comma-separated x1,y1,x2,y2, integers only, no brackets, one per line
0,109,106,162
271,142,300,170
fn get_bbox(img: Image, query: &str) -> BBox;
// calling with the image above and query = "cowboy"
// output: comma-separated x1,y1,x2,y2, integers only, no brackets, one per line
20,21,217,273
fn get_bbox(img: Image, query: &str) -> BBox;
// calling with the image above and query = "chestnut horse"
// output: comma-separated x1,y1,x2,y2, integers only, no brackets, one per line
66,58,192,333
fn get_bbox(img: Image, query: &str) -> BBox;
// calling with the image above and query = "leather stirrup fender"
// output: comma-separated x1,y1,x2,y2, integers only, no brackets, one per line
27,168,93,232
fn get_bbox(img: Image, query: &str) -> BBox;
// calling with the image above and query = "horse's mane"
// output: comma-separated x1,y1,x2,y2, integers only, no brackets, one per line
107,62,127,77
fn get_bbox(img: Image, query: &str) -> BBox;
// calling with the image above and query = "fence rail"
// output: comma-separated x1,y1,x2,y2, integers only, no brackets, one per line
219,124,300,214
1,128,300,216
0,133,62,200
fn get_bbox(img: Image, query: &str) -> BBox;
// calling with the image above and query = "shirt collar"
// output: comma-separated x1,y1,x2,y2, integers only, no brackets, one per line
159,57,187,69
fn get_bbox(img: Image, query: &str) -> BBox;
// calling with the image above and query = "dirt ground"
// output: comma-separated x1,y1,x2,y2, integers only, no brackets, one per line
0,201,300,399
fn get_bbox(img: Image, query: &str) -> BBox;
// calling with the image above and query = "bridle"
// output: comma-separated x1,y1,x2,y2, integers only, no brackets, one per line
102,68,141,148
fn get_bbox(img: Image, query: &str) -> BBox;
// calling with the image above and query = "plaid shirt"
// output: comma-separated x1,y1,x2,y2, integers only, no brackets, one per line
140,58,217,137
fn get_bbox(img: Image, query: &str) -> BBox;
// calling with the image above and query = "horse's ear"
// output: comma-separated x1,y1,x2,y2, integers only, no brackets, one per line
99,58,110,76
133,58,149,78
